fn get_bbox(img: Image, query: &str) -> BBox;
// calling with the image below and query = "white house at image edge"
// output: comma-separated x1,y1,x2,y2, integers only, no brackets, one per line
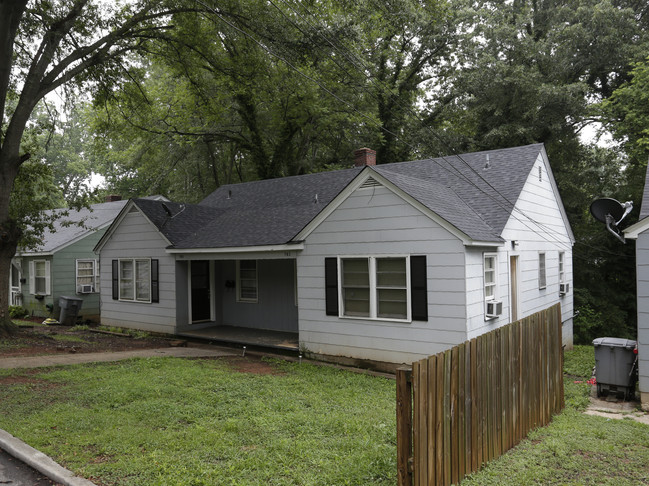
622,165,649,410
94,143,574,365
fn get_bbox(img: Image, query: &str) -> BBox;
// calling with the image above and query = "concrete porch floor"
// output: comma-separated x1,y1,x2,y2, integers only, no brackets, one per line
178,325,299,351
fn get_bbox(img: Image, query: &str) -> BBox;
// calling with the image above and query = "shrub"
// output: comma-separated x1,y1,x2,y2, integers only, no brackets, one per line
9,305,29,319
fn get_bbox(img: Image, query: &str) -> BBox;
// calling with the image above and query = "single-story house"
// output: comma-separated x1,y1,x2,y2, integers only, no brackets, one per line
622,166,649,410
11,196,165,321
95,143,574,365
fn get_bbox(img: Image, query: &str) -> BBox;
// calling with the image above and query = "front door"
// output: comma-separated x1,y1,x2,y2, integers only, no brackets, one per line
190,260,212,323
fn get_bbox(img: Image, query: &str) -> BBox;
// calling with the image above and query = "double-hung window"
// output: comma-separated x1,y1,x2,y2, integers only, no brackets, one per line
539,252,547,289
29,260,50,295
340,256,409,321
483,254,497,301
558,252,565,283
119,259,151,302
76,259,99,293
237,260,258,303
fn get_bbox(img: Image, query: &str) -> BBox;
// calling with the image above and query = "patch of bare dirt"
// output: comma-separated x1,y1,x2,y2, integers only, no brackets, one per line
0,323,172,358
221,355,286,375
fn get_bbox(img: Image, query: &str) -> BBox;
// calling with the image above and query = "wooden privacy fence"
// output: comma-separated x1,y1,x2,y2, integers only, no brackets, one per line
397,304,564,485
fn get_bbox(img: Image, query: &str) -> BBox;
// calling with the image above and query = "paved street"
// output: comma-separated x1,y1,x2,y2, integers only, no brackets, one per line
0,448,60,485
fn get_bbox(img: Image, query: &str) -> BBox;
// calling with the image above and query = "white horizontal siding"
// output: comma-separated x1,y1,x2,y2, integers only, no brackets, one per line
466,153,573,342
299,185,467,364
99,210,177,334
636,232,649,397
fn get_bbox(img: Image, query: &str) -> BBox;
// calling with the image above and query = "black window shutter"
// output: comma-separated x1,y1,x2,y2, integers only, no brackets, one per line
410,255,428,321
112,260,119,300
151,259,159,303
324,257,339,316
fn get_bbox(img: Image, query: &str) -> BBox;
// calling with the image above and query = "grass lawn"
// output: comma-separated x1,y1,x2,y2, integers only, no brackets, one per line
0,347,648,485
0,356,396,485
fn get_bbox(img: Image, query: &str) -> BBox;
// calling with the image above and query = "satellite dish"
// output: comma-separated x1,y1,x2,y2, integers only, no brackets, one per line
590,198,633,244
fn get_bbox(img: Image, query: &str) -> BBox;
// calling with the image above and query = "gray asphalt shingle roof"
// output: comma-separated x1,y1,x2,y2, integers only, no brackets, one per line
133,144,545,249
21,200,128,254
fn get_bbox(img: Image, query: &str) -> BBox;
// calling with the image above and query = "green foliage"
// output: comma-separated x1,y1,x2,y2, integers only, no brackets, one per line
563,345,596,378
8,305,28,319
600,56,649,175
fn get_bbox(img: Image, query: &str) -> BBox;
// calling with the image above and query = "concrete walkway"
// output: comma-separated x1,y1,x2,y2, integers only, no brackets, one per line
0,345,236,485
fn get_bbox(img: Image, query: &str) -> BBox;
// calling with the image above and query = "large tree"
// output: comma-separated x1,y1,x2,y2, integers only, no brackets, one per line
0,0,203,335
426,0,649,341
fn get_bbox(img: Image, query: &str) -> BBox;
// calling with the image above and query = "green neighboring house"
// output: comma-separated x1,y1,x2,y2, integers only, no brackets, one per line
10,197,135,321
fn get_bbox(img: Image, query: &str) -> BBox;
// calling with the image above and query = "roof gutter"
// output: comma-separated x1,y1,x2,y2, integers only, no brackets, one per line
166,242,305,254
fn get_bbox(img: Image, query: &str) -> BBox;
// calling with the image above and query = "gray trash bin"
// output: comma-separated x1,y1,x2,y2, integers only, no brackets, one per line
59,296,84,326
593,337,638,400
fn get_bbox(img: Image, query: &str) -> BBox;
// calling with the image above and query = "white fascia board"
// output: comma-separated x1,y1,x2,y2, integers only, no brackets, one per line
624,216,649,240
464,240,504,248
14,251,54,257
294,167,484,246
167,243,304,254
93,200,173,254
538,149,576,244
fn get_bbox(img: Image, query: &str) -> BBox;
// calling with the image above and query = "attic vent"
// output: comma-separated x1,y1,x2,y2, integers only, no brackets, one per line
360,177,381,189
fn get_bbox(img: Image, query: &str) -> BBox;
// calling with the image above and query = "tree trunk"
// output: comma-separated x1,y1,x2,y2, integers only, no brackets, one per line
0,217,21,337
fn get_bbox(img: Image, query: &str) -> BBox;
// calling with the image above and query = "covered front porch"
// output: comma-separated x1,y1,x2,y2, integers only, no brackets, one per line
178,325,299,351
174,254,300,350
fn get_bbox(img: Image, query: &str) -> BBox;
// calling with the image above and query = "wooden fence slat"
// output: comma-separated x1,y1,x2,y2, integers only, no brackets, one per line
450,346,459,485
396,366,412,486
458,343,466,479
443,349,451,486
417,360,428,486
427,356,437,486
436,351,445,486
470,338,479,473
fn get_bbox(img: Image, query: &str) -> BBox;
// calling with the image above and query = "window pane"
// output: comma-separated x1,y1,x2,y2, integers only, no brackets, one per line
376,258,406,287
35,277,46,294
342,259,369,317
11,265,19,287
343,287,370,316
377,288,407,319
35,261,46,277
136,260,150,301
539,253,546,288
77,261,95,286
238,260,257,301
120,261,134,300
342,259,369,287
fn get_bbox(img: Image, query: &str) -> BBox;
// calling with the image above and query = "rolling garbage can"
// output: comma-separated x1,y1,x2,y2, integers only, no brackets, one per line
593,337,638,400
59,296,83,326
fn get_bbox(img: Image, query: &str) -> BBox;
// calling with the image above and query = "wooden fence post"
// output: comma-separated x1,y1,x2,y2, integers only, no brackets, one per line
397,366,413,486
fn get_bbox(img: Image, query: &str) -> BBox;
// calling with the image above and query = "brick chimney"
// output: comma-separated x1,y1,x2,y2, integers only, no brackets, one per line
354,148,376,167
105,195,122,202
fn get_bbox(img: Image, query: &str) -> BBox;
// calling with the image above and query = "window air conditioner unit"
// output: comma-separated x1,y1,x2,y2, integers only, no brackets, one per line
79,284,94,294
486,300,503,318
559,282,569,295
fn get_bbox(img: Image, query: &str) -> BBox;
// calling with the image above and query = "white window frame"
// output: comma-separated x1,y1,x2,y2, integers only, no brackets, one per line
118,258,152,303
29,259,51,296
483,253,498,303
236,260,258,303
539,252,547,289
558,252,565,284
337,255,411,323
76,259,99,294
